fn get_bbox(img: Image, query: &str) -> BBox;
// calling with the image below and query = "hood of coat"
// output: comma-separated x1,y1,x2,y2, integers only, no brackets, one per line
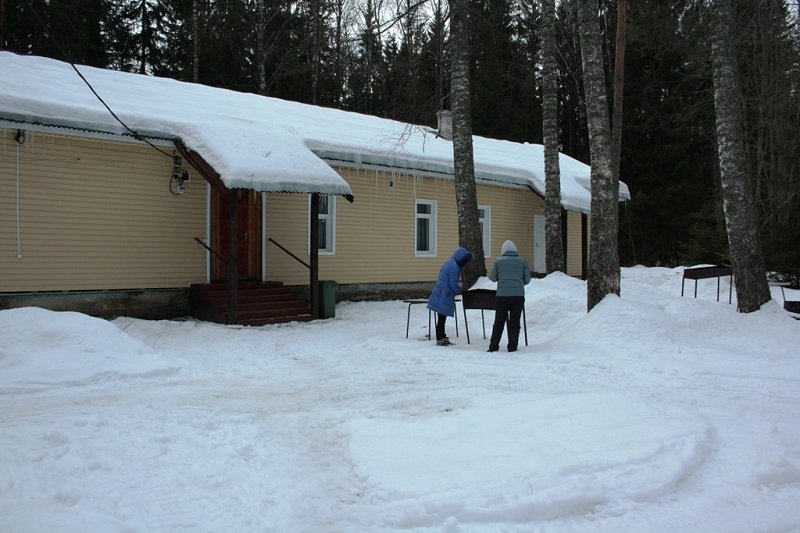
452,247,473,267
500,240,518,255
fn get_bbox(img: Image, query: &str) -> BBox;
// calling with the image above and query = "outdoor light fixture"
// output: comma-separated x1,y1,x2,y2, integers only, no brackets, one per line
171,155,190,195
15,129,25,144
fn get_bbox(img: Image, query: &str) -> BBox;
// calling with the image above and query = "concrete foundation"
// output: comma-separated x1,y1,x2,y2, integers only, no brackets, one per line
0,282,434,322
0,288,190,321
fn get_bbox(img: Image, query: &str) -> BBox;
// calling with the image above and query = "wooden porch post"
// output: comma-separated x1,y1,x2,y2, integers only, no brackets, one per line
228,189,239,323
309,193,320,319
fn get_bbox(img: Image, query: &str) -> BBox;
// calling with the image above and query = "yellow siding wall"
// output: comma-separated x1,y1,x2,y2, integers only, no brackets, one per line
1,130,586,294
265,166,545,285
566,210,585,277
0,130,208,291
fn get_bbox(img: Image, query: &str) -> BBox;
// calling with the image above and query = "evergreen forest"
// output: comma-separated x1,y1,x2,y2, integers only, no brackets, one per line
2,0,798,281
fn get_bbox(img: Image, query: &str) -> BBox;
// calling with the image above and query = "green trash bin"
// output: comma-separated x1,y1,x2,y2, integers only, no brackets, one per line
318,280,337,318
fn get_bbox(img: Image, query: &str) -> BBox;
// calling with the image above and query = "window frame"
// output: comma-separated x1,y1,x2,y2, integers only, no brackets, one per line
478,205,491,257
414,199,437,257
308,194,336,255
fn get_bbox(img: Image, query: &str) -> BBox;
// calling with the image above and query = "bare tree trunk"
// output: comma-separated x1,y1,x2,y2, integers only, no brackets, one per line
139,0,148,74
332,0,346,107
709,0,770,313
192,0,200,82
541,0,565,274
577,0,620,311
610,0,626,179
0,0,7,49
738,0,799,228
449,0,486,287
307,0,322,104
255,0,267,94
361,0,381,114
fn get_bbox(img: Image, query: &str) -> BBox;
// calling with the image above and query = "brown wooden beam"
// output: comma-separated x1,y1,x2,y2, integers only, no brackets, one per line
228,189,239,323
174,139,229,193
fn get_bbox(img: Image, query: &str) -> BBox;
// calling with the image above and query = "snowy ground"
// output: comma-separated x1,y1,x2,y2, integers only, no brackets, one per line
1,267,799,532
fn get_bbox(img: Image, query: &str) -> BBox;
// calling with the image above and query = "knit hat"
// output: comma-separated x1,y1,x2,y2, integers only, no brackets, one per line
501,240,517,255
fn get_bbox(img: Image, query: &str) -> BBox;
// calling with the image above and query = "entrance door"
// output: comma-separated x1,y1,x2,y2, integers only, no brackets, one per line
533,215,546,274
210,188,262,282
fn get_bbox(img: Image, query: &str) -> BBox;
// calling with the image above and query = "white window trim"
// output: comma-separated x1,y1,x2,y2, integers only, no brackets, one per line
415,199,437,257
308,194,336,255
479,205,491,258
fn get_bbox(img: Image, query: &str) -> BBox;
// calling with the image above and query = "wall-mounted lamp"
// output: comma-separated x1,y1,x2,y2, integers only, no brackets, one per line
171,155,190,195
15,129,25,144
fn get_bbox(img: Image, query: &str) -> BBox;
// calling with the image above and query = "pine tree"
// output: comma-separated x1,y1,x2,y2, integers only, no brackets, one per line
199,0,253,91
420,0,450,115
735,0,800,284
554,0,589,162
3,0,108,66
349,0,385,115
617,0,718,267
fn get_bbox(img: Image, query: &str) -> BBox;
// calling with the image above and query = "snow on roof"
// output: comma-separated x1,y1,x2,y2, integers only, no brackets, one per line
0,52,630,211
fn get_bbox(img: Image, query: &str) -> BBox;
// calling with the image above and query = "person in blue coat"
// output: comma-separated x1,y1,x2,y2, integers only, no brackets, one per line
427,247,473,346
488,240,531,352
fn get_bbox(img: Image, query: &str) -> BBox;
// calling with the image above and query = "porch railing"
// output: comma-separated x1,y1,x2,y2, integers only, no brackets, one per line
194,237,227,264
267,237,310,270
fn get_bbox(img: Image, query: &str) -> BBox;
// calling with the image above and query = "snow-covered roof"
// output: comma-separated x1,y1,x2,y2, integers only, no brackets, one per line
0,52,630,211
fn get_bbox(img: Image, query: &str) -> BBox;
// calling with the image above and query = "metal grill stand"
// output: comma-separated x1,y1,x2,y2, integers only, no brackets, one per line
461,289,528,346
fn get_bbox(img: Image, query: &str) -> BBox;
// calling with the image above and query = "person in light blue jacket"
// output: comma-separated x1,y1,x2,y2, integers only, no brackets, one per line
427,247,473,346
488,240,531,352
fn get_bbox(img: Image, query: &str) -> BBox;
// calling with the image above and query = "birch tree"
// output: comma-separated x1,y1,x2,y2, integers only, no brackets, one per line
541,0,565,274
449,0,486,286
426,0,449,113
709,0,770,312
577,0,620,310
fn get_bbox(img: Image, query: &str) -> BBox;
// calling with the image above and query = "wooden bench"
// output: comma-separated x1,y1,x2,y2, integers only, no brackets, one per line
404,298,460,339
681,265,733,303
461,289,528,346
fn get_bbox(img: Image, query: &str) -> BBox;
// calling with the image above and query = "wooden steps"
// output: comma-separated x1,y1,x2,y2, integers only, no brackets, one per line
190,281,313,326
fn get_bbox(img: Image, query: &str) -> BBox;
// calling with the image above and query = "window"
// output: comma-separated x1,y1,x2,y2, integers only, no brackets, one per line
415,199,437,256
309,194,335,254
478,205,491,257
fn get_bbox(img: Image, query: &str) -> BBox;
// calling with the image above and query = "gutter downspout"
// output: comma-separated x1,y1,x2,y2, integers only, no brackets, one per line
310,193,320,319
